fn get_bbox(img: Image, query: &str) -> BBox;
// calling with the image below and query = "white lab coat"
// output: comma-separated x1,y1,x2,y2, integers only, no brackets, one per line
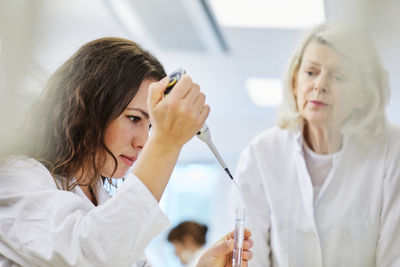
0,157,169,267
185,246,207,267
234,124,400,267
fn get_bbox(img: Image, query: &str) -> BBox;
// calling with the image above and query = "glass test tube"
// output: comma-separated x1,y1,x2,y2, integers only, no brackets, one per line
232,207,246,267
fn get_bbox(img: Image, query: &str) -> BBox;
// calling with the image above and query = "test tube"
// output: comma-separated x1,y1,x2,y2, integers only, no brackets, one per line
232,207,246,267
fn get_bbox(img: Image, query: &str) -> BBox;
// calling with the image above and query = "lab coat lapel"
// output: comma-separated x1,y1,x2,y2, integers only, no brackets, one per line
95,179,112,205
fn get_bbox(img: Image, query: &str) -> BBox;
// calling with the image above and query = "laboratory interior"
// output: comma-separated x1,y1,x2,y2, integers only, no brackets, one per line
1,0,400,266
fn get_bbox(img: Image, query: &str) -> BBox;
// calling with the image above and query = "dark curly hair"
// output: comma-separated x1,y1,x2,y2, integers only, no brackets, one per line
7,37,166,191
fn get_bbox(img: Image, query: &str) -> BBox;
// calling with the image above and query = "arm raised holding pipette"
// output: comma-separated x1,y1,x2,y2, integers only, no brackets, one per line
133,75,209,201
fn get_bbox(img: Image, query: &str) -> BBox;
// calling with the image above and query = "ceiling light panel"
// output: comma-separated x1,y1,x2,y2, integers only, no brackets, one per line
209,0,325,29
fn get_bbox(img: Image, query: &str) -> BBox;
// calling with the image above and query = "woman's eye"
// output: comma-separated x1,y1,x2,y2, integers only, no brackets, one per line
127,115,141,123
306,70,314,76
335,75,345,81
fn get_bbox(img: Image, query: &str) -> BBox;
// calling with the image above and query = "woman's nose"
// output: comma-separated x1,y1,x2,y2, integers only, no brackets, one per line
314,73,328,93
131,125,149,150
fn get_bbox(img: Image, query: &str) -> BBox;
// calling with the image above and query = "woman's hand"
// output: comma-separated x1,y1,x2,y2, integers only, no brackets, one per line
196,229,253,267
148,75,210,148
132,75,209,201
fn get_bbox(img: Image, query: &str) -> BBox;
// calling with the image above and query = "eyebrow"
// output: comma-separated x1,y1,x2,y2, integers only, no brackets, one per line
302,61,320,67
126,107,149,119
303,61,346,72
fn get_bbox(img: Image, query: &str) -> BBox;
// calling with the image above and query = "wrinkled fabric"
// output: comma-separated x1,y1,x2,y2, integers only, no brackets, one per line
234,125,400,267
0,157,169,267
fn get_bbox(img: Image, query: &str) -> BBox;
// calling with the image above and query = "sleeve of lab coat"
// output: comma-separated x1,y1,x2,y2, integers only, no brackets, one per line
0,158,168,267
375,127,400,266
235,145,271,267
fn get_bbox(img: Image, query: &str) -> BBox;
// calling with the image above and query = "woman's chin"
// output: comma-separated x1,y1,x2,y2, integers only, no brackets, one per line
305,117,337,128
101,168,129,179
112,169,129,179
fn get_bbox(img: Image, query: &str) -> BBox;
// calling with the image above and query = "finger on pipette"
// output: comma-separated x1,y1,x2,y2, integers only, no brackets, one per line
166,74,193,99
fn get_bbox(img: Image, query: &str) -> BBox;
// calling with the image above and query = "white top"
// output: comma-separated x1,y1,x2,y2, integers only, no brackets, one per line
0,157,169,267
302,141,335,201
185,246,207,267
233,124,400,267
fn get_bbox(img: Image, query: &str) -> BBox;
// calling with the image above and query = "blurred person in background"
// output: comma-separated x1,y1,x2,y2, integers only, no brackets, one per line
233,22,400,267
168,221,208,267
0,37,253,267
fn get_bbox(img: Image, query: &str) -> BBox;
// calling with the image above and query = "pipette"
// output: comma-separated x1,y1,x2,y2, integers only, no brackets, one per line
165,69,246,267
165,69,234,181
196,124,234,180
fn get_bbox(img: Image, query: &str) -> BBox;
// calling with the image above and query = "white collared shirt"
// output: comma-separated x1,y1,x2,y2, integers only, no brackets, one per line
233,124,400,267
0,157,169,267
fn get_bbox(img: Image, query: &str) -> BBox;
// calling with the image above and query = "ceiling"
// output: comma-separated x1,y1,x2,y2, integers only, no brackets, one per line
1,0,399,168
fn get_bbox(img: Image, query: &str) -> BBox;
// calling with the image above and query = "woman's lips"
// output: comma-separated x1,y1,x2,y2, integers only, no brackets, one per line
310,100,328,106
120,155,137,167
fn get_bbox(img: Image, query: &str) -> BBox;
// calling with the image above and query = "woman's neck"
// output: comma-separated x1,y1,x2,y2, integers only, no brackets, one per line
74,169,98,206
303,123,343,154
80,185,98,206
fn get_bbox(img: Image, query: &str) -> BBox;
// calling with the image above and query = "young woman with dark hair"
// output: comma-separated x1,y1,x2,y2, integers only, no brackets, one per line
0,37,252,267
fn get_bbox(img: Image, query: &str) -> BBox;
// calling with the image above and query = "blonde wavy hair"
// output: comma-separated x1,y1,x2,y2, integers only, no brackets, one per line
277,22,390,141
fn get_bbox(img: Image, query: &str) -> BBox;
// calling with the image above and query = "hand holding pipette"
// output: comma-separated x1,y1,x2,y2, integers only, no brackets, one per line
165,68,234,181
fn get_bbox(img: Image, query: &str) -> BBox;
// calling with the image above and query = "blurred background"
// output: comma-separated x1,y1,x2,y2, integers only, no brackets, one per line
1,0,399,266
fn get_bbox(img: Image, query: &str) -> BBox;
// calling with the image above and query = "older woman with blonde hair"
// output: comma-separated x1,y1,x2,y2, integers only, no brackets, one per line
234,22,400,266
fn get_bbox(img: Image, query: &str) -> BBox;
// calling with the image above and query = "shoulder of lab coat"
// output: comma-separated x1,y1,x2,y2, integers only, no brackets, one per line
0,156,169,267
376,123,400,267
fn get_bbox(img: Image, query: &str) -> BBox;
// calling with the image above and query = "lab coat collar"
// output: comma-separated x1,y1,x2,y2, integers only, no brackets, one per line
94,179,112,205
64,177,112,207
295,123,305,153
294,122,349,156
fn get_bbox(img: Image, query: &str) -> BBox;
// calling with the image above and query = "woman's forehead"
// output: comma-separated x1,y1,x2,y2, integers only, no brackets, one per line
301,41,355,72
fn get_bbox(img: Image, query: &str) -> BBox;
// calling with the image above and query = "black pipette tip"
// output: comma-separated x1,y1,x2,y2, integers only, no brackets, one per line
224,168,234,180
